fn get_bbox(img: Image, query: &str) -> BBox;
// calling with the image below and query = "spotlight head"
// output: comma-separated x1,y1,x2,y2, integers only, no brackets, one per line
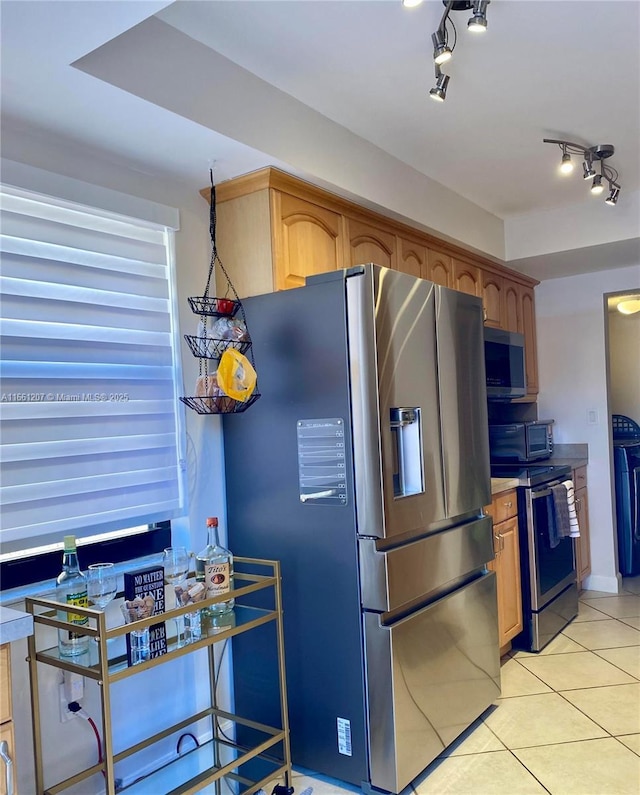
468,15,487,32
559,153,574,174
582,161,596,180
605,187,620,205
591,175,604,195
429,72,450,102
432,31,452,65
468,1,489,32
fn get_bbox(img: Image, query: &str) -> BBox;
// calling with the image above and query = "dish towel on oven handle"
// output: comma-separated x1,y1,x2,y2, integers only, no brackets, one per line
551,480,581,543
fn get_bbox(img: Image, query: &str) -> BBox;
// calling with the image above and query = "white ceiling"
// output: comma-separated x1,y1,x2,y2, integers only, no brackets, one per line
1,0,639,279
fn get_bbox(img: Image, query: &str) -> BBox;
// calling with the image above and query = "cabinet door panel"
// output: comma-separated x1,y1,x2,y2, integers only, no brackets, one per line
397,236,426,279
518,285,539,395
0,645,10,724
274,192,344,290
482,272,503,328
575,486,591,584
496,516,523,645
0,722,16,795
504,282,520,332
347,218,395,269
453,259,481,297
426,248,453,288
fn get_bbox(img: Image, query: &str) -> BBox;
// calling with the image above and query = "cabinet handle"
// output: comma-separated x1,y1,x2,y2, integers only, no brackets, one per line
0,740,14,795
504,500,512,509
575,497,581,512
493,533,501,555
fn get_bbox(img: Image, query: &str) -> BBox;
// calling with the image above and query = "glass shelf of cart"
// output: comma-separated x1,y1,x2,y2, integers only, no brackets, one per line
122,731,287,795
34,604,276,679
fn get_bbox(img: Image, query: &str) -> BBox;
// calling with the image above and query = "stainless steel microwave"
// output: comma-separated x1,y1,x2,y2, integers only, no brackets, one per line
489,420,554,463
484,327,526,400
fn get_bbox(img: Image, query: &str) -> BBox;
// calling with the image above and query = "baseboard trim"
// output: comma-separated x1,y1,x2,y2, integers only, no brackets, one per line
581,572,622,594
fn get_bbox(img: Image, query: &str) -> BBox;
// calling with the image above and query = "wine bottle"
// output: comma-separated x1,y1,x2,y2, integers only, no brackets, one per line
56,535,90,656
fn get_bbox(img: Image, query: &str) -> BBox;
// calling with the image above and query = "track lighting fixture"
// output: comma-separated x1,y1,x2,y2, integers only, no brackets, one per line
429,65,450,102
560,148,574,175
432,30,452,65
468,0,489,32
422,1,491,102
605,187,620,206
543,138,622,206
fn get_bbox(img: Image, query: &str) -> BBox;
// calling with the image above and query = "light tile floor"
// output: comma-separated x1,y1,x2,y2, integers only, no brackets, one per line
288,577,640,795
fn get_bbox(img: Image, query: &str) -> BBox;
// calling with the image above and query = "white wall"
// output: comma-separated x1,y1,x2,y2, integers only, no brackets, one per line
1,154,228,794
536,264,640,593
608,309,640,421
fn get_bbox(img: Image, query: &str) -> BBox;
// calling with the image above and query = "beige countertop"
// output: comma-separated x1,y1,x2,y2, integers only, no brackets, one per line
490,477,520,496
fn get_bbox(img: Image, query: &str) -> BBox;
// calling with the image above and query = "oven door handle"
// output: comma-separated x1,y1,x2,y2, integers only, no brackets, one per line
532,488,552,499
633,466,640,541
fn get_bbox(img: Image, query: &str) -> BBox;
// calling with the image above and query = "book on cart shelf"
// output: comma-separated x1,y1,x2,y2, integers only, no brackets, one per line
123,565,167,662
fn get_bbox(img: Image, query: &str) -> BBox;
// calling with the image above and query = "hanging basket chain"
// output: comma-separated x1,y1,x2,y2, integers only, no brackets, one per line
180,168,260,414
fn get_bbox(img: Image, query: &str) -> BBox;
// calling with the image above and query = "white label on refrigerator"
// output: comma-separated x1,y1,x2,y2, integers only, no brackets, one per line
297,418,348,505
336,717,352,756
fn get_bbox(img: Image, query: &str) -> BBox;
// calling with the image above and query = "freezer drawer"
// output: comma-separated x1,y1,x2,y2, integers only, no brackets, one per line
359,515,493,614
363,572,500,794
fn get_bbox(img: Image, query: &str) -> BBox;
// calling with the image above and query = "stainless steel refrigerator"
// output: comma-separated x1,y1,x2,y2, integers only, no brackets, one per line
223,264,500,794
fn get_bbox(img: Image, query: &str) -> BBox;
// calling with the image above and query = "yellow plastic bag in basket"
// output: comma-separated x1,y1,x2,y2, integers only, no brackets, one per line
217,348,257,402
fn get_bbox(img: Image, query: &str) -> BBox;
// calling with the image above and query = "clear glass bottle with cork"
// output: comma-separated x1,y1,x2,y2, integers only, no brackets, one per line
56,535,90,656
196,517,234,615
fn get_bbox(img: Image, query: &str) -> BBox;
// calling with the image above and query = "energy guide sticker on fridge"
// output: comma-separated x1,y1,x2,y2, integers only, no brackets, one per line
337,717,352,756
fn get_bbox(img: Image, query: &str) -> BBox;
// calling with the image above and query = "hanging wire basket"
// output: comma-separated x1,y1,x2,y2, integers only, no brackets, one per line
184,335,251,360
180,171,260,415
187,296,240,318
180,390,261,415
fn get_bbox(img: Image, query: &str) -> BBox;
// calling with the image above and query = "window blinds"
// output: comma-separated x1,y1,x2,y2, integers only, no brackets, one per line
0,186,185,555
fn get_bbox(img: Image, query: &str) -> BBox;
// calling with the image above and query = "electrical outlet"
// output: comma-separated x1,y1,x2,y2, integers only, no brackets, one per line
63,671,84,704
59,683,76,722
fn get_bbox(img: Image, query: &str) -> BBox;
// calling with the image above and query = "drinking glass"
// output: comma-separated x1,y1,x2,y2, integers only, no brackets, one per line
87,562,118,643
163,546,200,645
120,598,153,665
87,563,118,609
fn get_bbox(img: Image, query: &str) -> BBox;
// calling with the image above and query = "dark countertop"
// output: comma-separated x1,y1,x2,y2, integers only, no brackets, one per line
547,443,588,470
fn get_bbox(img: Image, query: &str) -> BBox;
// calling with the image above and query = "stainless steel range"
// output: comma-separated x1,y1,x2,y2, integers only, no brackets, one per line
491,463,579,651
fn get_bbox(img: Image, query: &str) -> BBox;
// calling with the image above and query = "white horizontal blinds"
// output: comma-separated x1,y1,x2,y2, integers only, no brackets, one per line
0,187,184,554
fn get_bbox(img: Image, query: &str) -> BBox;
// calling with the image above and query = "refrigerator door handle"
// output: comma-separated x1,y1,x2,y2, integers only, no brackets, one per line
390,408,424,499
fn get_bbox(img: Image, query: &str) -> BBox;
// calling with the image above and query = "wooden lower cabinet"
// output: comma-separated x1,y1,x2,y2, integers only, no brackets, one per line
573,465,591,585
0,644,17,795
485,490,523,652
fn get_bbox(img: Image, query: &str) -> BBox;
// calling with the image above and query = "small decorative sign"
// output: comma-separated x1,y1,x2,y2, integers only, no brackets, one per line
123,565,167,663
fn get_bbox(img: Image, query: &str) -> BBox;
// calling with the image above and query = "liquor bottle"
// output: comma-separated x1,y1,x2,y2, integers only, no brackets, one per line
56,535,90,656
195,517,234,615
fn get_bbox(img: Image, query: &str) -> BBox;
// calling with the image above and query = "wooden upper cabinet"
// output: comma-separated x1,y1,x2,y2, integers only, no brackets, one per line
347,218,396,269
504,281,521,333
397,236,427,279
273,192,343,291
519,284,539,395
426,247,453,287
482,272,503,328
210,171,539,395
453,259,481,296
